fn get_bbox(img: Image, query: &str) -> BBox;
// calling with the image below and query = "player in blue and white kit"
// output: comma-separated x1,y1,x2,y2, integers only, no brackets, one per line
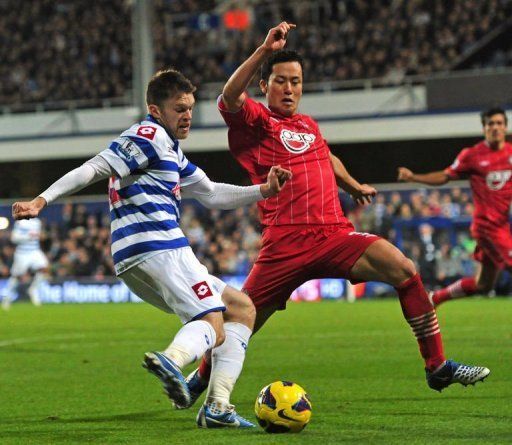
2,218,48,309
12,69,292,429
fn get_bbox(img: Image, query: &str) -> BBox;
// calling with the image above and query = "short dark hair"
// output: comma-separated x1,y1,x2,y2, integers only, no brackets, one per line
146,69,196,106
480,107,508,126
260,50,304,82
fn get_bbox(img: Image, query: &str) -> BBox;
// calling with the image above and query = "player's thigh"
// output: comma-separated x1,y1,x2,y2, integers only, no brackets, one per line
212,280,255,328
29,250,49,272
350,238,416,286
253,304,280,335
476,257,500,292
122,249,226,324
10,254,31,277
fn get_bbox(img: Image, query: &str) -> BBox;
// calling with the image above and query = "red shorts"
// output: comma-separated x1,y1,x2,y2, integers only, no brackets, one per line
243,224,381,310
472,225,512,269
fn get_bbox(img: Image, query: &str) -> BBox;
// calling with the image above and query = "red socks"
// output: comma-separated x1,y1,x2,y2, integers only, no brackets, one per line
395,274,445,371
433,277,477,306
198,354,212,381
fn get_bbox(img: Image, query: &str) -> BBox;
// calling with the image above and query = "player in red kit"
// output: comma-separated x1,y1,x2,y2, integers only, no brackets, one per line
398,107,511,307
181,22,489,404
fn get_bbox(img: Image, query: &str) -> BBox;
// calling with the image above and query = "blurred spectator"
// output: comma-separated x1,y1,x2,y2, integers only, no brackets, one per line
2,0,512,110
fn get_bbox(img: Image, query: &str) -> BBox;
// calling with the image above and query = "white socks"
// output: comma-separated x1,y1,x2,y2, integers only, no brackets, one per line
164,320,216,369
206,322,252,407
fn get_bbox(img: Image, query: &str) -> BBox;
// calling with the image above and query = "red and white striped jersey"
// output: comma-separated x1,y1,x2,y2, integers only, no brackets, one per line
445,140,512,233
219,96,348,227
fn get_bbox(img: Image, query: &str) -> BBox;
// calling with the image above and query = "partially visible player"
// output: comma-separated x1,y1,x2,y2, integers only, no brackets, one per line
398,107,511,307
11,68,291,429
1,218,48,310
185,22,490,403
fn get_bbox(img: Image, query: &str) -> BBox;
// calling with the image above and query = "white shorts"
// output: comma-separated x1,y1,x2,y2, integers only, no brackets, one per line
10,250,49,277
119,247,227,324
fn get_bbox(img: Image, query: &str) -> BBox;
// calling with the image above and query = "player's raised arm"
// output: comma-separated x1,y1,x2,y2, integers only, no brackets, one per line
397,167,450,185
181,166,292,210
329,152,376,205
222,22,296,111
12,155,113,221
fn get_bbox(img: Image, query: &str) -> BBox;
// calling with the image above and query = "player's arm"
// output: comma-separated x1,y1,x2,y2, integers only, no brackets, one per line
397,167,450,185
181,166,292,209
329,152,376,205
222,22,295,111
12,156,113,220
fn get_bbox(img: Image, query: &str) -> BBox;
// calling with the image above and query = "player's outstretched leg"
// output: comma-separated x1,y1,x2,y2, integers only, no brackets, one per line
430,277,478,307
196,286,256,428
350,239,490,390
143,318,218,408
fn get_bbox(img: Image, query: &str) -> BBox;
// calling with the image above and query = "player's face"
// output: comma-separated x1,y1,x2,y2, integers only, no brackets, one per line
149,92,195,140
260,61,303,116
483,113,507,146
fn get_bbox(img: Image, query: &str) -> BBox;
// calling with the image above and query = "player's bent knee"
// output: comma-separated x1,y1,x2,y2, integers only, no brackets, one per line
390,255,417,286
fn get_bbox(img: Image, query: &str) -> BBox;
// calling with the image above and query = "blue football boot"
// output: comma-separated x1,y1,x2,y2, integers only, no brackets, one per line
174,368,208,410
196,402,255,428
142,352,191,408
427,359,490,392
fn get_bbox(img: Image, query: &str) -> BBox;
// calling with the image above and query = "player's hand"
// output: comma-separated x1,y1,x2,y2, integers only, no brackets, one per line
262,22,296,52
352,184,377,205
397,167,414,182
12,197,47,220
261,165,292,198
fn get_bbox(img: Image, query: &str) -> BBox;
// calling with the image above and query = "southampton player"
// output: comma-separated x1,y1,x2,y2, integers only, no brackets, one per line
11,69,291,429
185,22,490,400
1,218,48,310
398,107,511,307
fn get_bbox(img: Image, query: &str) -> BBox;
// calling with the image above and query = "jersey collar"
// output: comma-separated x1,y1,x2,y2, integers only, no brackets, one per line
145,114,180,150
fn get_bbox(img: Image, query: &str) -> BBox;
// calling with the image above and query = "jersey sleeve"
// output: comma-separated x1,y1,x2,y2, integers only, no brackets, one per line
99,135,160,178
177,148,206,186
445,148,473,179
218,94,266,128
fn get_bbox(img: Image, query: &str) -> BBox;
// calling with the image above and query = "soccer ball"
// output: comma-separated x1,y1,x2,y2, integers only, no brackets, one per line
254,381,312,433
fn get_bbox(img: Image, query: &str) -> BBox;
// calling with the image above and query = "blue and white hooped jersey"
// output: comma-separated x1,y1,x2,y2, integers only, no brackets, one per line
99,115,205,275
12,218,42,253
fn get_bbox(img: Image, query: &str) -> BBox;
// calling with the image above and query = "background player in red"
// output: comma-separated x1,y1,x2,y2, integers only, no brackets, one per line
183,22,489,402
398,107,511,307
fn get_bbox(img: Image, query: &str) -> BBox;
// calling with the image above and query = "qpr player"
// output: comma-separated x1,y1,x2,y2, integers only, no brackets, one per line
187,22,490,400
12,69,291,429
399,107,512,307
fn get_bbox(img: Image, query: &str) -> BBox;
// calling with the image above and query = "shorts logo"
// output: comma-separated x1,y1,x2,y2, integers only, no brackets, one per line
486,170,511,190
137,126,157,140
280,129,316,154
192,281,213,299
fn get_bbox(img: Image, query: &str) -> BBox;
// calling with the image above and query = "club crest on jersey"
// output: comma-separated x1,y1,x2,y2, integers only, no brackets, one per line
137,125,157,140
486,170,512,190
280,129,316,154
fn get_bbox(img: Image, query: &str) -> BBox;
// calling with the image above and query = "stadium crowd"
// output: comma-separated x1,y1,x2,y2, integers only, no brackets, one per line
1,186,502,292
1,0,511,109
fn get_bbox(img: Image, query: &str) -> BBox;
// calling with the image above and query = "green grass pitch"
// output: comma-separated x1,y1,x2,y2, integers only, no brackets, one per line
1,298,510,444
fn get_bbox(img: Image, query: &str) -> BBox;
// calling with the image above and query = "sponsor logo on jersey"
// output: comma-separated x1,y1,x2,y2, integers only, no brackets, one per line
172,183,181,200
280,129,316,154
486,170,512,190
118,139,143,161
108,176,121,204
136,125,157,140
192,281,213,299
